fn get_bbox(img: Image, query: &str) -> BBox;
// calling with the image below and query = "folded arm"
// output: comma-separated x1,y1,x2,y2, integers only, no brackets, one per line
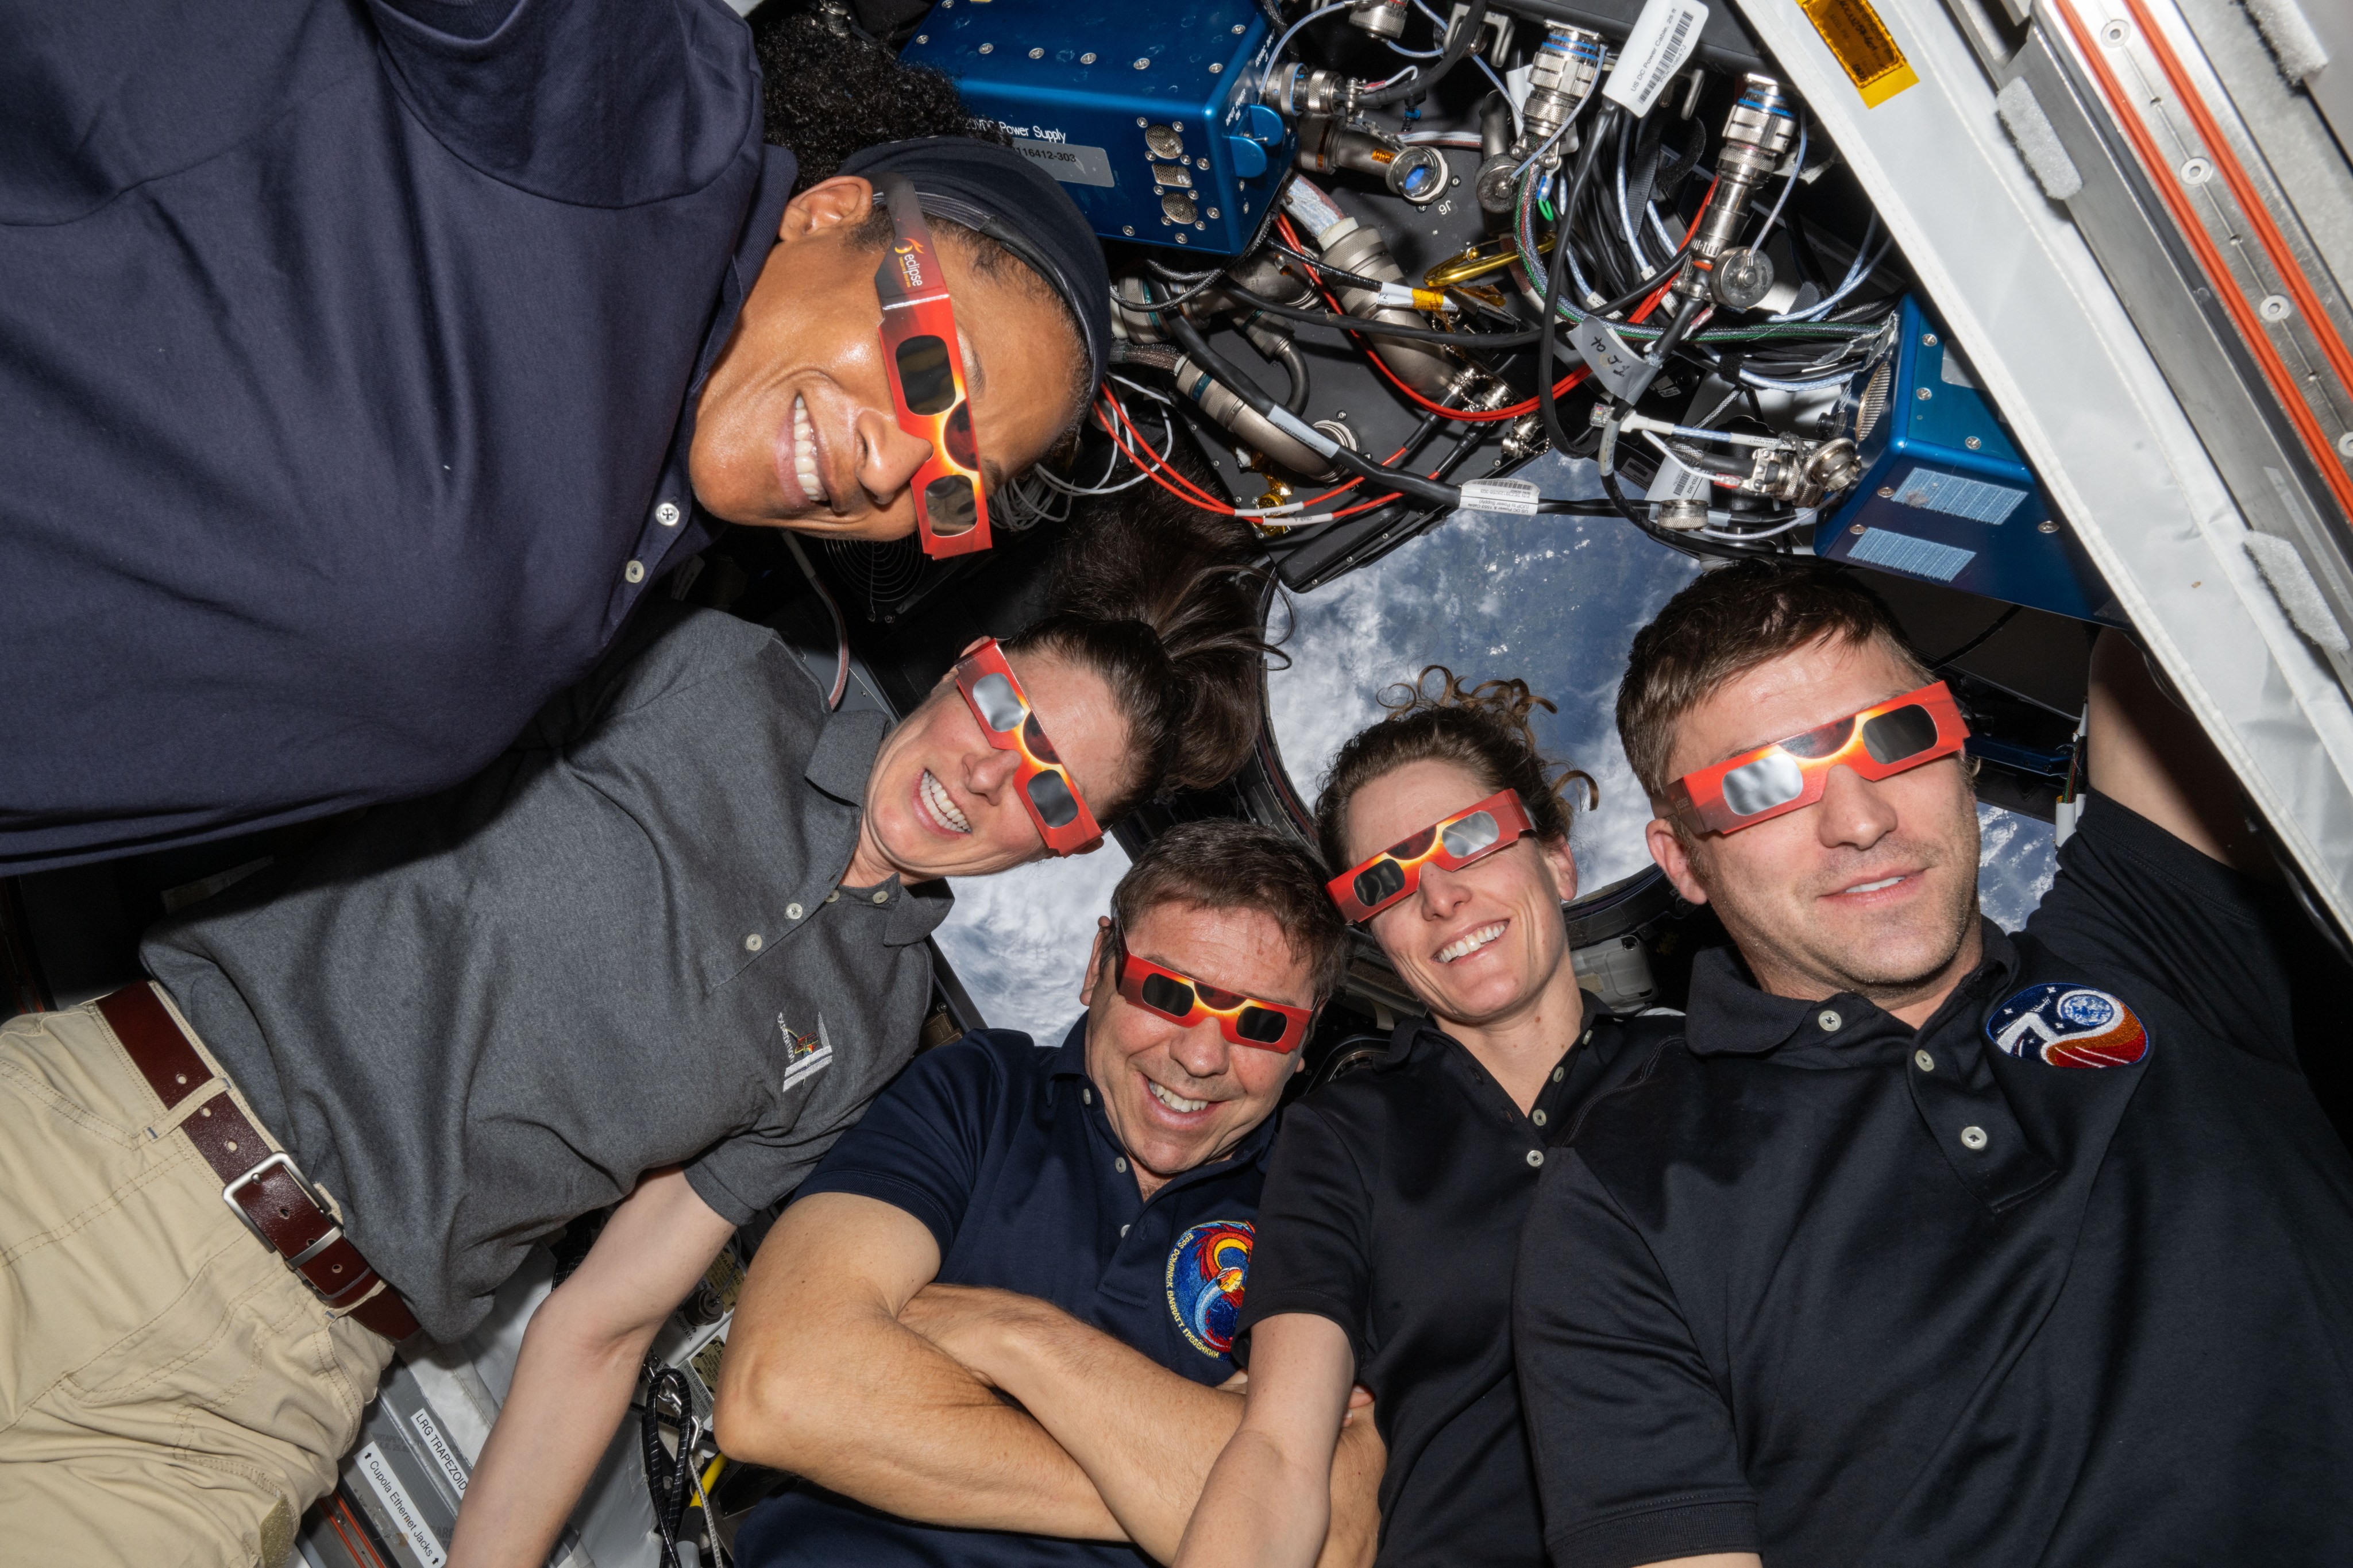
901,1283,1383,1567
712,1191,1124,1540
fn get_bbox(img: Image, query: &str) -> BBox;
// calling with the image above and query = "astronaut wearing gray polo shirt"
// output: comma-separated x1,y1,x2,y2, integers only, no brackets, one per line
82,506,1271,1565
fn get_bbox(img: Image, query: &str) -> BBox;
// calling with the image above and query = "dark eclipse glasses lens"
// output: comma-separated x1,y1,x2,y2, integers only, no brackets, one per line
1140,971,1194,1015
1351,858,1407,911
968,672,1024,732
1862,703,1939,764
924,473,978,536
894,334,959,415
1438,810,1500,858
1235,1005,1290,1044
1025,768,1081,829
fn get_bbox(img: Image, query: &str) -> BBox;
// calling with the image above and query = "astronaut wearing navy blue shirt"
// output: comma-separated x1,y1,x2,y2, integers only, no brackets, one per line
1514,562,2353,1568
1,2,1108,875
717,823,1386,1568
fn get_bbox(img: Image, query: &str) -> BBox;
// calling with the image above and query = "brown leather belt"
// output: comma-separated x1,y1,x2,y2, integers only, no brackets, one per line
97,984,420,1343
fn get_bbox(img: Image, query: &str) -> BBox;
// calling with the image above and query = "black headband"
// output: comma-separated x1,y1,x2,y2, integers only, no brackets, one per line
838,137,1111,391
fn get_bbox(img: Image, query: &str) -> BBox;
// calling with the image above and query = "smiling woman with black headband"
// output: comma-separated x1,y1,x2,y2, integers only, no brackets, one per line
5,3,1111,877
0,484,1269,1566
1174,672,1682,1568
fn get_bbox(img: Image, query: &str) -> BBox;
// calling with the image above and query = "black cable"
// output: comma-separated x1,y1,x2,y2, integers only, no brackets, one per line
1591,245,1691,318
1927,604,2022,668
1536,105,1614,460
1265,240,1395,295
1648,295,1709,362
1220,280,1546,346
1267,338,1311,415
640,1366,697,1568
1360,0,1486,105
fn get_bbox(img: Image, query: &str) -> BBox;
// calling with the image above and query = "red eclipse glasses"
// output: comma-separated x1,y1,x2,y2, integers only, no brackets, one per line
873,175,991,559
951,638,1102,857
1668,679,1971,836
1327,788,1537,924
1114,928,1313,1054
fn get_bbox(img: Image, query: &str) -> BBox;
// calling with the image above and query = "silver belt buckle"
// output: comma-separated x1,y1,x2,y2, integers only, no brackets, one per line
223,1149,343,1269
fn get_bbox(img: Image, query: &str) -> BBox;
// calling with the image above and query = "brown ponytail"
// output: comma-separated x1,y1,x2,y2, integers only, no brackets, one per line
1313,666,1595,872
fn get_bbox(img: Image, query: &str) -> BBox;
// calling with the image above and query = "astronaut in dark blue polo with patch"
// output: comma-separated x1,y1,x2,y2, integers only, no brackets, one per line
1514,562,2353,1568
715,822,1384,1567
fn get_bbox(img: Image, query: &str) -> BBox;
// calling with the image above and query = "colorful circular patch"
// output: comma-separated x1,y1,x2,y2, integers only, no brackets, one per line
1986,982,2149,1068
1165,1219,1255,1357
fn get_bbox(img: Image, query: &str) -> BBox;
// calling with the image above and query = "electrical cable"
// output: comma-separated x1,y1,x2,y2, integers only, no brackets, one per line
1360,0,1485,105
1270,1,1350,64
640,1366,698,1568
1753,115,1806,249
1926,604,2023,668
782,535,849,709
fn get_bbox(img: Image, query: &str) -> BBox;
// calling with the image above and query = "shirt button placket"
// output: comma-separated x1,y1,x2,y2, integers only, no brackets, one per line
655,501,682,527
1525,1149,1545,1168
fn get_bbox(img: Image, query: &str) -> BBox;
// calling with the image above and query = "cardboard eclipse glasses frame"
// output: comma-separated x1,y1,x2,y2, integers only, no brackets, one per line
873,174,991,559
1113,926,1313,1054
951,638,1103,857
1327,788,1538,924
1668,679,1971,835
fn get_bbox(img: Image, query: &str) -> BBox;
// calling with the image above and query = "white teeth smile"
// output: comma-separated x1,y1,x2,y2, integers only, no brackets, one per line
918,769,971,835
791,395,827,506
1149,1081,1210,1114
1437,921,1508,963
1842,875,1904,895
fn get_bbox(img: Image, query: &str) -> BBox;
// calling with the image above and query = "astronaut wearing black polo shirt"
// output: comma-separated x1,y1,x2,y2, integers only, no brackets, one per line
716,823,1384,1567
1515,561,2353,1568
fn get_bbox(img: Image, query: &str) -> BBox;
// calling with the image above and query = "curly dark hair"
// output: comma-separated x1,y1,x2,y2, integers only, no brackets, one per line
745,6,1091,435
747,6,1010,191
1314,667,1596,873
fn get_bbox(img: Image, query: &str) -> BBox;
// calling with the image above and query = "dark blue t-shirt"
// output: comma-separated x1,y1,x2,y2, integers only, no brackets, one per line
735,1021,1275,1568
0,0,792,874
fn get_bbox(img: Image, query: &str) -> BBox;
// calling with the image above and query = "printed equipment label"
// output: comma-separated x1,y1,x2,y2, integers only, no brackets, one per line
356,1442,449,1568
408,1407,469,1501
1012,138,1116,188
1459,478,1542,515
1604,0,1710,116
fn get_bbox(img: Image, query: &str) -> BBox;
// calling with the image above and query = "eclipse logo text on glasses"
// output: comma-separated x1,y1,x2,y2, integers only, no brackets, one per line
1327,787,1538,924
873,174,991,559
1668,679,1971,836
951,638,1103,857
1113,924,1313,1054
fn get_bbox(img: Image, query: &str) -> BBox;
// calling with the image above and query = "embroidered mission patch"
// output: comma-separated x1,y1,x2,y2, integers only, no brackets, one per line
1166,1220,1254,1357
1986,982,2149,1069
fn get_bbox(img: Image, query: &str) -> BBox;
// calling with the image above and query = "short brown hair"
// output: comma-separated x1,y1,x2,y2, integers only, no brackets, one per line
1615,560,1928,803
1314,667,1595,874
1106,821,1351,1002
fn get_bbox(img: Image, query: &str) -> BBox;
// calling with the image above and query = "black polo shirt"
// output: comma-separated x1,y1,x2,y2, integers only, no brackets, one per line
2,0,787,874
1235,1002,1670,1567
1515,797,2353,1568
736,1021,1273,1568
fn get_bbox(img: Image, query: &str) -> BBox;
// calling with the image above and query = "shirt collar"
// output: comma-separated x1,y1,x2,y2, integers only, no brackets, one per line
686,145,797,408
1373,990,1607,1068
805,708,886,806
1685,918,2023,1057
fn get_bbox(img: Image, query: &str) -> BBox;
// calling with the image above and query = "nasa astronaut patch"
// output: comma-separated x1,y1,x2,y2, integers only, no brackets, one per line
1166,1220,1254,1357
1986,982,2150,1069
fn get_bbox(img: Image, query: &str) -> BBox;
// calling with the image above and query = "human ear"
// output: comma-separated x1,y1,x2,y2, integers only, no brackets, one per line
1538,835,1579,904
1077,917,1111,1005
777,175,877,242
1646,816,1711,906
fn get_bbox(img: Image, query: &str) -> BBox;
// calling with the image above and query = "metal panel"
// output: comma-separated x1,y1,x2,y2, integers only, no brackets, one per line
1729,0,2353,924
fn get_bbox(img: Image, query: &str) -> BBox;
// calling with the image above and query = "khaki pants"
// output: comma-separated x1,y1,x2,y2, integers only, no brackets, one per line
0,988,393,1567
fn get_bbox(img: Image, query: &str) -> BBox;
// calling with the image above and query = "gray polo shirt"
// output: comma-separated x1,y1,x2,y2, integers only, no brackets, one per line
144,601,950,1342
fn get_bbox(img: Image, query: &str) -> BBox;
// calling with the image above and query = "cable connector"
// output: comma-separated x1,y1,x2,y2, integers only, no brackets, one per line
1367,281,1459,313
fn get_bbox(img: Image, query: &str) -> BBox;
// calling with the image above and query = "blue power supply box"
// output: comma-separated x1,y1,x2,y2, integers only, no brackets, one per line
1818,296,2121,625
900,0,1294,257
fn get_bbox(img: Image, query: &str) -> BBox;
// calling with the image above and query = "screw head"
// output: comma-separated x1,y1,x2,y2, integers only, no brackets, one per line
1081,51,1096,62
1922,331,1938,346
1134,55,1151,68
2337,431,2353,457
2259,293,2293,321
2180,157,2212,184
1916,387,1933,401
1965,435,1982,450
1174,121,1185,131
1851,522,1868,534
1207,207,1220,218
915,32,928,42
1209,61,1224,72
1029,45,1043,57
1175,232,1188,243
2101,17,2130,44
1877,485,1896,498
2039,519,2061,534
1122,224,1135,235
977,41,992,52
1233,21,1245,30
1137,116,1148,128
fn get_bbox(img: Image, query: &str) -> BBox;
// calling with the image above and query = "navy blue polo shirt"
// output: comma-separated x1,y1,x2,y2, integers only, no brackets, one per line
735,1022,1275,1568
1,0,791,874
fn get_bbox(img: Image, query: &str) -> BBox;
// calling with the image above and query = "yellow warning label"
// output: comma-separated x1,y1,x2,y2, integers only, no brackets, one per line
1796,0,1920,107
